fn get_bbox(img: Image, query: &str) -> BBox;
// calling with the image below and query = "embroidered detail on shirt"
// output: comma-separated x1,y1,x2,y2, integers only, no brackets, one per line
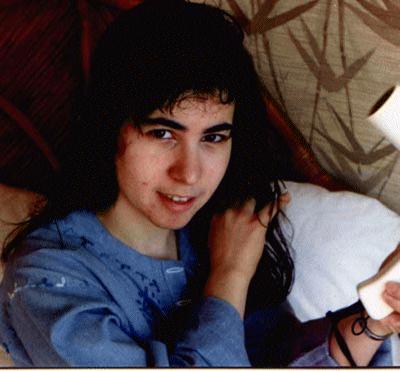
134,282,173,343
95,252,166,329
134,271,147,281
7,276,67,300
149,279,160,293
79,236,93,248
55,277,66,287
117,271,164,330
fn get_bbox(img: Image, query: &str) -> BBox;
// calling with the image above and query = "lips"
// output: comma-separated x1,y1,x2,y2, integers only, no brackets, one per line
165,194,192,203
158,192,196,212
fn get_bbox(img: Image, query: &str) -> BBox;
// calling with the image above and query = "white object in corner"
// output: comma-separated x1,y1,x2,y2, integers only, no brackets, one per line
367,85,400,150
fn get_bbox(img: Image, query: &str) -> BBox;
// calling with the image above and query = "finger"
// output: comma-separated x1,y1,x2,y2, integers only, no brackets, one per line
380,312,400,334
255,204,276,229
385,281,400,299
241,197,256,215
257,193,291,225
278,192,291,207
383,282,400,312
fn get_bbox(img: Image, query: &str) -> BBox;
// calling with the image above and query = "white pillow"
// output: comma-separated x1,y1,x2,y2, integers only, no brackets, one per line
280,181,400,322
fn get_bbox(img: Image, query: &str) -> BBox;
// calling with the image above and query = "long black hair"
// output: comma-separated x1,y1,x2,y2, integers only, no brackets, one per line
2,0,294,305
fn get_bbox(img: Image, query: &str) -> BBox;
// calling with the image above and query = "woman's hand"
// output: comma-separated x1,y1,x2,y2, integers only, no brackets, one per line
366,281,400,336
204,193,290,317
368,245,400,336
208,193,290,280
331,245,400,366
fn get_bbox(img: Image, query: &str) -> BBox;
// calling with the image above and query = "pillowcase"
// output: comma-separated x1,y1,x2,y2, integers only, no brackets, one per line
280,181,400,322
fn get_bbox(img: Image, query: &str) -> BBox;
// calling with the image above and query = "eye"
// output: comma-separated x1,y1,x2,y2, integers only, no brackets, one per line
148,129,173,140
201,133,230,143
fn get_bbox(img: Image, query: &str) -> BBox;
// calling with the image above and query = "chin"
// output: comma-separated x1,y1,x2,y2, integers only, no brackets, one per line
164,219,192,230
154,214,195,230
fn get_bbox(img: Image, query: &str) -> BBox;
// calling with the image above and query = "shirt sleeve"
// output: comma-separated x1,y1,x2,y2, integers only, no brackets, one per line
171,296,250,366
286,314,340,367
244,303,339,367
5,269,250,367
289,322,393,367
289,339,339,367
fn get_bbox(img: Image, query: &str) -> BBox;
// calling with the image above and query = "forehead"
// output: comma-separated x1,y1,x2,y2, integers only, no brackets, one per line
154,95,235,119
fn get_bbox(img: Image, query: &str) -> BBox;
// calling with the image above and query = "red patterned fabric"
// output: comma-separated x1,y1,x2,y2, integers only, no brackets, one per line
0,1,125,192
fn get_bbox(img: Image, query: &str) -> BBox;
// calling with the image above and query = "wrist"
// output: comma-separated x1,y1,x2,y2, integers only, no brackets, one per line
209,265,255,283
364,315,392,338
205,269,250,296
204,269,250,319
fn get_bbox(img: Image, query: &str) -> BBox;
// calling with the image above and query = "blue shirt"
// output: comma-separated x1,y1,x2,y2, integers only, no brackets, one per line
0,211,391,366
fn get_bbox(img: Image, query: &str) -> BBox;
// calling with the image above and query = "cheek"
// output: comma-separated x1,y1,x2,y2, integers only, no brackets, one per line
116,149,156,190
204,146,231,190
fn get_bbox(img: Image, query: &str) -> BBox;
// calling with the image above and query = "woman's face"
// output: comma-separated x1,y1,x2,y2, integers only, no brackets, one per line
114,96,234,230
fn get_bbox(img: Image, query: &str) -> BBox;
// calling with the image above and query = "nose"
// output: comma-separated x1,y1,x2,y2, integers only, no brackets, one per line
168,145,202,185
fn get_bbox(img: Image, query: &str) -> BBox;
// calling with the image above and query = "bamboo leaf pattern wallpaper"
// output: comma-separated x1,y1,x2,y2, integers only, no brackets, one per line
201,0,400,212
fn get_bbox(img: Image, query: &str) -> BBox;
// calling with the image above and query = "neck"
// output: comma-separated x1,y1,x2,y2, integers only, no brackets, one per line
97,197,177,260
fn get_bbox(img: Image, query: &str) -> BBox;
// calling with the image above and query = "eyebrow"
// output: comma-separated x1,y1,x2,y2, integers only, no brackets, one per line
142,117,233,134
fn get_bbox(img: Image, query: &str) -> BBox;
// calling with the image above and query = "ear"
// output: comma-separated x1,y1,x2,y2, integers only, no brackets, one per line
116,123,135,157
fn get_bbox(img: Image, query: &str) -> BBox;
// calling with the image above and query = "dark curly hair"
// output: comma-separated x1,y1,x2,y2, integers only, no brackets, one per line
2,0,295,305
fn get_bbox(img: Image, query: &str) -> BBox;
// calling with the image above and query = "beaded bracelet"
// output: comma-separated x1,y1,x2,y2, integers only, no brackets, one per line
351,313,392,341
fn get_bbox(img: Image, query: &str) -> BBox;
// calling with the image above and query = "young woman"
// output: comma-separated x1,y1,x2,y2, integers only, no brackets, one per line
1,0,399,366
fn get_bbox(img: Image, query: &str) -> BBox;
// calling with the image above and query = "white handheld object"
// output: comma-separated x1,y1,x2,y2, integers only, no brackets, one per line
367,85,400,150
357,257,400,320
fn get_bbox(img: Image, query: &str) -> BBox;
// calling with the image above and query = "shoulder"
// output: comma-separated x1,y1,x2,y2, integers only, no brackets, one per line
26,210,101,250
3,211,108,291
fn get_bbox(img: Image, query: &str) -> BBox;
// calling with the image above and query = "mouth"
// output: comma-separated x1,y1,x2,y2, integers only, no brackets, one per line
158,192,197,212
164,194,193,203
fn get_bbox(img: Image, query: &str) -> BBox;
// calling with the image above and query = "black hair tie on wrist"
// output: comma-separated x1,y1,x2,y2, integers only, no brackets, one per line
327,300,392,367
351,313,392,341
351,314,368,335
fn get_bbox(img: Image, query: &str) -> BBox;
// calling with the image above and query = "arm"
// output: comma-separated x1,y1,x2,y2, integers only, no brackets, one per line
4,269,249,367
292,294,398,366
204,194,290,318
290,295,396,367
329,246,400,366
200,191,395,367
329,310,390,366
